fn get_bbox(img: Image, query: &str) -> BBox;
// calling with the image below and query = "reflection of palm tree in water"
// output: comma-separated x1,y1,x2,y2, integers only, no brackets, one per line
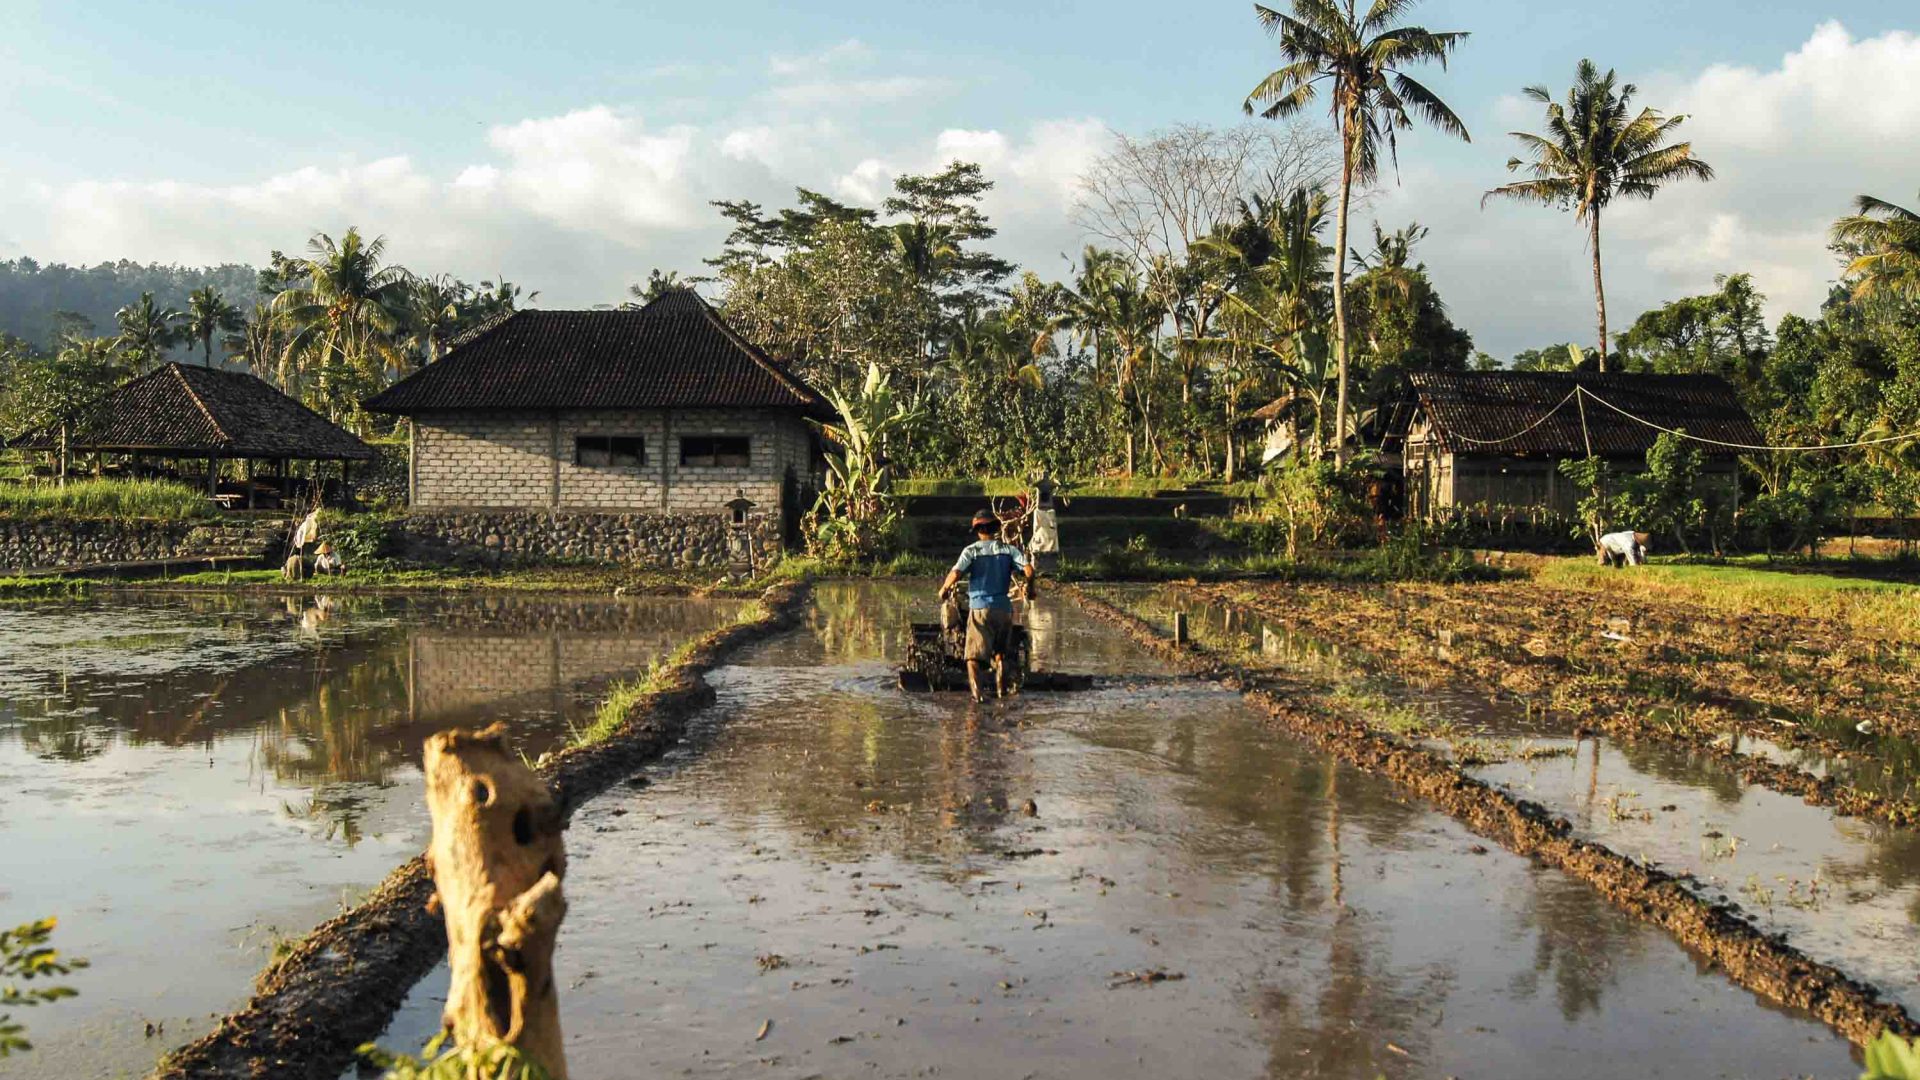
1508,871,1647,1021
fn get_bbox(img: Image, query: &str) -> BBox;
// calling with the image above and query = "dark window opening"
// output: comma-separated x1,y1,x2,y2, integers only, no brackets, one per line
575,435,645,468
679,435,751,468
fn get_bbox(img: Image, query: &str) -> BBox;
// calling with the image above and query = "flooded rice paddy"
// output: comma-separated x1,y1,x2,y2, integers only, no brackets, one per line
0,591,750,1079
369,582,1850,1078
1132,586,1920,1026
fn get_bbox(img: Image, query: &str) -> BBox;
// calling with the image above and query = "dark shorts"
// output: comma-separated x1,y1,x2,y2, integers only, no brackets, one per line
964,607,1015,662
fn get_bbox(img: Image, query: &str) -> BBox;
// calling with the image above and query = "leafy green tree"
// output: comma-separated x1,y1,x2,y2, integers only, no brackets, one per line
1511,343,1586,371
1245,0,1470,464
0,916,88,1056
1484,59,1713,370
1616,273,1770,396
114,291,183,373
1832,191,1920,303
272,228,414,422
623,269,686,308
182,285,244,368
404,274,469,365
1345,220,1474,403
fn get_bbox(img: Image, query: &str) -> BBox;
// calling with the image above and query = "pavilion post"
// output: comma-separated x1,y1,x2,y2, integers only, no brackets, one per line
246,459,256,509
342,461,354,510
279,458,290,507
208,455,219,498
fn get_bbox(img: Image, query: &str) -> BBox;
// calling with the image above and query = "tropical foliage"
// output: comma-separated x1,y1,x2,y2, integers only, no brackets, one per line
0,916,87,1057
1244,0,1470,462
1484,58,1714,369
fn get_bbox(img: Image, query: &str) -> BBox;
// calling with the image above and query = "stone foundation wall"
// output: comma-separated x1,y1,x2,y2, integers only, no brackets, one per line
397,510,782,570
0,519,285,573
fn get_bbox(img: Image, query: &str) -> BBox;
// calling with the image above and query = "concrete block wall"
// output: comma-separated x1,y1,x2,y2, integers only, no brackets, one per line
412,408,817,517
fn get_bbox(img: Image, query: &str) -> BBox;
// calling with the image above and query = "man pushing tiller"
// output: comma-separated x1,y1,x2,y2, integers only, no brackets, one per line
939,509,1036,702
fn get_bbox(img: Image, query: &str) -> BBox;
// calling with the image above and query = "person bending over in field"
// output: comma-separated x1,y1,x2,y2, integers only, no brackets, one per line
1598,529,1650,567
939,509,1035,702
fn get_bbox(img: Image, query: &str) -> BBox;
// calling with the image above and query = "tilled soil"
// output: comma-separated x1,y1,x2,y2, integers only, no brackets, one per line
1200,579,1920,828
1061,582,1919,1047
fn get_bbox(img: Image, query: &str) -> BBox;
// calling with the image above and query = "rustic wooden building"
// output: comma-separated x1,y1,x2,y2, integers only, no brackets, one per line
362,290,833,553
7,362,374,505
1400,370,1761,519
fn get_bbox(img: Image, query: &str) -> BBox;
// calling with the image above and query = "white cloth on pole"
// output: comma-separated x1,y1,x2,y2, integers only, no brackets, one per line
1029,508,1059,554
292,509,322,548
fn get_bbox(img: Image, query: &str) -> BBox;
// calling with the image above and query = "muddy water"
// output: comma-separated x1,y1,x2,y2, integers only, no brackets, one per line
376,582,1849,1078
1143,585,1920,1024
0,591,749,1080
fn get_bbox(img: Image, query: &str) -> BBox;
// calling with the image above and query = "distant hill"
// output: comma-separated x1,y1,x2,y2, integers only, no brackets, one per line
0,257,262,354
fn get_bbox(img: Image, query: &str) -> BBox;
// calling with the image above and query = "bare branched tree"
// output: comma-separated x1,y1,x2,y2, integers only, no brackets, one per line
1074,122,1335,271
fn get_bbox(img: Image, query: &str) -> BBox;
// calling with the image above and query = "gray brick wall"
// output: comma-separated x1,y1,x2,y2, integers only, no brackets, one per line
412,408,816,518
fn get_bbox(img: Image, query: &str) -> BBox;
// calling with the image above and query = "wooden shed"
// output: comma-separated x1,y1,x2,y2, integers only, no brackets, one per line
1400,370,1761,520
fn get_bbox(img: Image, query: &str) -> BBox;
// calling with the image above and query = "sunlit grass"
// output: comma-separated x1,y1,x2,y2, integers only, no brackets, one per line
0,478,217,521
1535,557,1920,641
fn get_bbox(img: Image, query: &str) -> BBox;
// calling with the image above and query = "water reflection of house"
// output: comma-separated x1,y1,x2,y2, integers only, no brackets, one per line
405,599,743,725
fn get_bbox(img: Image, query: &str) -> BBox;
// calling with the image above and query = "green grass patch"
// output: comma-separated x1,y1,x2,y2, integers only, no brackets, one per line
1535,557,1920,641
0,575,92,599
0,478,216,521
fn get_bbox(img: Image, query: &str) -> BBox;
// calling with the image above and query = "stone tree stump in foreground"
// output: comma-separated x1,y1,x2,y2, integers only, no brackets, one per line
423,723,569,1079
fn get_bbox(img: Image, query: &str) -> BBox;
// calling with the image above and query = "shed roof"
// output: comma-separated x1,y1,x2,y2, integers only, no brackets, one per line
362,289,835,420
1405,370,1762,456
7,363,375,461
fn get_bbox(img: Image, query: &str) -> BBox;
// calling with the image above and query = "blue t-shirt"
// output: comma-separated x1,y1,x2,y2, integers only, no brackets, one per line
952,539,1029,611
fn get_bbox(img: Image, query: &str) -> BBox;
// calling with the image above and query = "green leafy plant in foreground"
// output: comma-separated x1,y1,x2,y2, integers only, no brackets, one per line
0,916,88,1057
1864,1031,1920,1080
358,1032,553,1080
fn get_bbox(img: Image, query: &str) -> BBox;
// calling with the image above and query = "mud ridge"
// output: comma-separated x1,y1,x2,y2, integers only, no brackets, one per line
148,580,813,1080
1061,582,1917,1047
1194,582,1920,831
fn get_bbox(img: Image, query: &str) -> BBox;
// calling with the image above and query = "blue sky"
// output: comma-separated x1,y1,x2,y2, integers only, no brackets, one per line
4,0,1918,355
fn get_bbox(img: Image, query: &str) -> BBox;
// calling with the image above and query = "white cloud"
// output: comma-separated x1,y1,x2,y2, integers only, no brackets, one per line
0,89,1111,308
766,75,949,108
768,38,868,78
1396,21,1920,357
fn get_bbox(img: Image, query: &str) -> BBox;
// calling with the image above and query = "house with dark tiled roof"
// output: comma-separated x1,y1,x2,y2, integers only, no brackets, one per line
363,290,833,556
1400,370,1759,519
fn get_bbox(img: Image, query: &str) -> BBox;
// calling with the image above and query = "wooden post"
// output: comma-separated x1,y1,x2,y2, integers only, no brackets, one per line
208,455,220,498
342,461,354,510
246,460,256,509
422,724,569,1078
1173,612,1189,646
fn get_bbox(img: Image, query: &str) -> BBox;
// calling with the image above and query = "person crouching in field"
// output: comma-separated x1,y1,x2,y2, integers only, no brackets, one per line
1598,529,1651,567
939,509,1036,702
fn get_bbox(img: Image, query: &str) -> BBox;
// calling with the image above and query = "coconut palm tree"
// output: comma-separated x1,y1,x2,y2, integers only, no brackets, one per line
1244,0,1469,464
1832,191,1920,302
1484,59,1714,371
114,292,184,374
182,286,244,368
405,274,468,366
273,228,415,419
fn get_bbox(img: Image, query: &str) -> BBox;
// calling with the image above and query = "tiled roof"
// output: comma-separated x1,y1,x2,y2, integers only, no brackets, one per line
8,363,375,461
1406,370,1762,456
362,290,835,419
